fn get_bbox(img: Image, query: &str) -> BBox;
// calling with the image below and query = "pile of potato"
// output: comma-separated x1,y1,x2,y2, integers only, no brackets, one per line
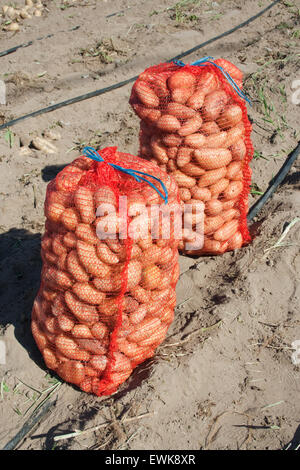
31,148,180,395
1,0,44,32
130,59,253,255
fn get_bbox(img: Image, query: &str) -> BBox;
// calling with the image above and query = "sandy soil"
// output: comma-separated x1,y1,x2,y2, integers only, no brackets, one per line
0,0,299,450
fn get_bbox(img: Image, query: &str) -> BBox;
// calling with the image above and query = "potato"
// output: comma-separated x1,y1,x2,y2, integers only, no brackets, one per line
77,241,111,278
168,71,196,91
176,147,194,168
225,124,244,148
209,177,229,197
178,115,203,137
135,80,159,108
221,208,240,222
173,170,196,188
218,104,243,130
171,87,193,104
72,324,93,339
197,167,227,187
65,291,99,324
32,136,57,154
74,187,95,224
179,187,192,202
61,207,80,231
196,72,219,95
166,102,196,119
204,131,227,149
167,146,178,159
162,133,182,147
205,199,223,216
191,186,212,201
223,181,243,200
67,250,89,283
184,133,206,149
204,215,224,235
76,223,98,245
58,360,86,385
46,202,64,223
214,58,243,81
201,238,221,253
150,135,169,163
142,265,161,290
156,115,181,132
133,103,161,122
230,139,246,161
56,335,90,361
194,148,232,170
186,89,205,110
226,161,242,179
72,282,106,305
201,121,220,135
203,90,228,121
43,348,58,370
127,317,162,343
227,231,243,250
214,219,239,241
181,162,205,177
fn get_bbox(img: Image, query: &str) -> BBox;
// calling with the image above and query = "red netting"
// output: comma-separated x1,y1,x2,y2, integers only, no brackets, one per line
31,147,180,396
129,58,254,255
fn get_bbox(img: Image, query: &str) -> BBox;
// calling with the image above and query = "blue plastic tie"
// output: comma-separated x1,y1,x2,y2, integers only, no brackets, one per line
173,56,251,104
82,146,168,204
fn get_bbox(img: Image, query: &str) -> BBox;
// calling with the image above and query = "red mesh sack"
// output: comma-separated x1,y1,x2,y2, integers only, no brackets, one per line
31,146,180,396
129,57,254,255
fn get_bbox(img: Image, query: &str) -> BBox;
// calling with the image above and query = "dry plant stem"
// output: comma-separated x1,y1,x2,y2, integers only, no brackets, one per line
261,401,284,410
238,415,254,449
118,427,143,450
204,411,229,448
263,217,300,257
93,433,114,450
204,410,254,449
0,1,281,131
53,411,157,442
162,320,223,347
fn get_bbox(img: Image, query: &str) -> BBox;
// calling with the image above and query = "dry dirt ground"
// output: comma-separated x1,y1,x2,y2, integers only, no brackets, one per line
0,0,299,450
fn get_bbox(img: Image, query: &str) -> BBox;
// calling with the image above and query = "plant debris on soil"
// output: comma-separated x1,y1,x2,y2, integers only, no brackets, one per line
0,0,299,451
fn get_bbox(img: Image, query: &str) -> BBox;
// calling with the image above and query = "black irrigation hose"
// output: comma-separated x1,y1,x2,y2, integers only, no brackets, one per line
105,8,129,18
2,397,57,450
247,141,300,222
0,7,128,58
0,0,281,132
170,0,281,62
2,155,298,452
0,5,296,448
0,25,80,58
0,75,140,131
1,0,294,222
